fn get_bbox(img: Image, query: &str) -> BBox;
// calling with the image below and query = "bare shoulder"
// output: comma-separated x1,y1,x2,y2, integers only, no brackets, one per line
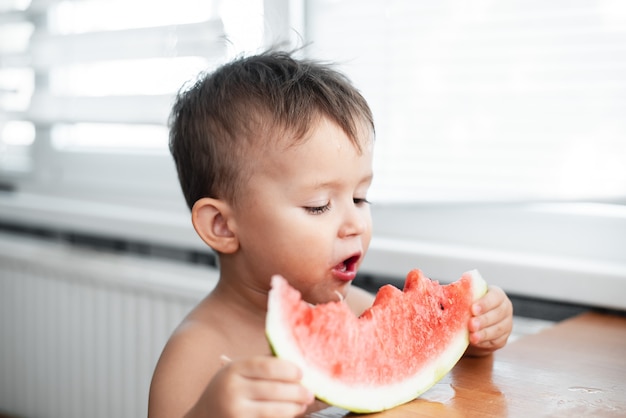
148,300,227,417
156,308,226,377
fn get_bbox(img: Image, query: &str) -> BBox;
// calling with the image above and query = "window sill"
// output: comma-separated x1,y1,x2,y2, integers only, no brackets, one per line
1,191,624,310
364,203,626,310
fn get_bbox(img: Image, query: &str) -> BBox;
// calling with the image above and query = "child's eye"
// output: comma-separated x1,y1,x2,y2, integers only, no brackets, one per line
354,198,371,206
304,203,331,215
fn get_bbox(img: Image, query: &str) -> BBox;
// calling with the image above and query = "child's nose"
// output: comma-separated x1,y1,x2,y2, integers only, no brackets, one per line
338,204,368,238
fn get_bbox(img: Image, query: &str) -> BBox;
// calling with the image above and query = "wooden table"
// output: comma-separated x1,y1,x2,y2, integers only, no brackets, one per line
306,311,626,417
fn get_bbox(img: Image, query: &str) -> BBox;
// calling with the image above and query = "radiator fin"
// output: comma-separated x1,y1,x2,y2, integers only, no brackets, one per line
0,233,217,418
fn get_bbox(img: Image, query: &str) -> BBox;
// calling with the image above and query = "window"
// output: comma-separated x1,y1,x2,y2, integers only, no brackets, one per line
1,0,624,306
6,0,624,209
0,0,269,209
0,0,35,177
305,0,626,203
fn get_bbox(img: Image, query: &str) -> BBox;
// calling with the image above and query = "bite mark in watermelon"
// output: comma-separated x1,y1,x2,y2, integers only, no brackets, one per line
265,269,488,413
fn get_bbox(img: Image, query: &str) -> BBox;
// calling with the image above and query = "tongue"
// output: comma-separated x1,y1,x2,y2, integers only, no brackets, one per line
334,261,347,272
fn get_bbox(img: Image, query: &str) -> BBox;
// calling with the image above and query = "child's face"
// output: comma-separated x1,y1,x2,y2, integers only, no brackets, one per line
232,116,374,305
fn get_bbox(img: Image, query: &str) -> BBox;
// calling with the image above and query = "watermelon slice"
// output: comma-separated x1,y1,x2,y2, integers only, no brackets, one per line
265,269,488,413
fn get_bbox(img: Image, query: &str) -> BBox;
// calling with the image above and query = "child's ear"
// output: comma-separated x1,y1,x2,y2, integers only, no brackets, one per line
191,197,239,254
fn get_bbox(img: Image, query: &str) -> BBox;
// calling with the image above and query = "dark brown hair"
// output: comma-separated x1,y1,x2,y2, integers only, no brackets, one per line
169,50,375,209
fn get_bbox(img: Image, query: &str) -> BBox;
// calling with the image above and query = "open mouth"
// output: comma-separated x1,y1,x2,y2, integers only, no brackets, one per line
333,254,360,275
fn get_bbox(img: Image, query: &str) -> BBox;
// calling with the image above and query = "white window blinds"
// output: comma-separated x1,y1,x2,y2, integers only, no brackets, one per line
0,0,266,208
306,0,626,203
2,0,624,208
0,0,35,175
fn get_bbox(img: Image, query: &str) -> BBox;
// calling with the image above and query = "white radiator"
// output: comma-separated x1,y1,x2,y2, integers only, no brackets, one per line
0,232,218,418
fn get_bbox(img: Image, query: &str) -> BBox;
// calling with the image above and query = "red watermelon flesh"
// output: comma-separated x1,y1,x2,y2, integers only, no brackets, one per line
265,269,488,413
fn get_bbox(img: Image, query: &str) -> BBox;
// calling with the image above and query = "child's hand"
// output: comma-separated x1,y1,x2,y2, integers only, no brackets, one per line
190,356,314,418
465,285,513,357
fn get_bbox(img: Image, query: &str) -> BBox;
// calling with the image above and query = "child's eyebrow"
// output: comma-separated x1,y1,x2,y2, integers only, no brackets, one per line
309,173,374,191
358,173,374,187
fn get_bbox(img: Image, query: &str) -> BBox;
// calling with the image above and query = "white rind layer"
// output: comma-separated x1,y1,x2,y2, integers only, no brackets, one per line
266,270,488,413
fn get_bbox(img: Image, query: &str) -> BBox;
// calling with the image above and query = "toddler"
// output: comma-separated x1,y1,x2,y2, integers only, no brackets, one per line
148,50,513,418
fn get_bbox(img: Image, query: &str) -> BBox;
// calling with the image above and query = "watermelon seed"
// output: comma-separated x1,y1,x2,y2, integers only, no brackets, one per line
439,302,445,310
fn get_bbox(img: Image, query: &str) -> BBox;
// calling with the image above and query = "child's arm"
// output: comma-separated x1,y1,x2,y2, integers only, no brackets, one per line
183,356,314,418
465,285,514,357
148,327,313,418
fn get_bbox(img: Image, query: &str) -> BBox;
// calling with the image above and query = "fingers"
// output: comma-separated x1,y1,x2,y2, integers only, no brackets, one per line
247,379,312,416
213,356,314,418
245,379,314,407
468,285,513,353
236,356,303,382
471,285,509,318
245,397,312,418
231,356,313,399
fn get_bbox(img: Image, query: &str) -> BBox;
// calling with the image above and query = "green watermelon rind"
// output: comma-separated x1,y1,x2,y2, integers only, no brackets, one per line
266,269,488,413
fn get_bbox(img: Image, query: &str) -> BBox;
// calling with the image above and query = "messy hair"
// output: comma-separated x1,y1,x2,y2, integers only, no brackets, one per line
169,50,375,210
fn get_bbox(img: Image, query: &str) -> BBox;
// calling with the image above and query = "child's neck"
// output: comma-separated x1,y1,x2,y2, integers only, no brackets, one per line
210,275,269,321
